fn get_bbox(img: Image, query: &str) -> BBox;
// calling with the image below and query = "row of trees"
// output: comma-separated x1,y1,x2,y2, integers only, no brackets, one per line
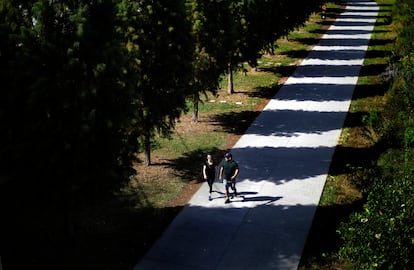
338,0,414,268
0,0,322,196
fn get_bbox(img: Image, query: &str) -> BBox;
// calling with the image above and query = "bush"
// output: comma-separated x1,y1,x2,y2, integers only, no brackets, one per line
338,1,414,267
339,172,414,269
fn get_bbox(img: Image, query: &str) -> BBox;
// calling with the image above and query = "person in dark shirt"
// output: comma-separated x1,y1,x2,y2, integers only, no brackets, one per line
219,152,239,204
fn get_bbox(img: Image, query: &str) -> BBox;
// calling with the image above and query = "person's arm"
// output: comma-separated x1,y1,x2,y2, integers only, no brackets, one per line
203,164,207,180
231,168,239,180
219,166,223,181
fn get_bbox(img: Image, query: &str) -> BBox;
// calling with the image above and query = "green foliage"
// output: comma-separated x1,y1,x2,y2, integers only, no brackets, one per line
0,0,138,192
338,0,414,268
117,0,194,164
398,54,414,109
339,175,414,269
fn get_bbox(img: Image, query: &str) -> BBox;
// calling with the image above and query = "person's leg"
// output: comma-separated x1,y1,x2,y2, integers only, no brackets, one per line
223,180,230,203
208,177,213,193
232,180,237,197
208,177,213,200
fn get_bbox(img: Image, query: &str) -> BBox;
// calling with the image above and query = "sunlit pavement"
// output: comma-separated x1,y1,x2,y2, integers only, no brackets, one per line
135,1,379,269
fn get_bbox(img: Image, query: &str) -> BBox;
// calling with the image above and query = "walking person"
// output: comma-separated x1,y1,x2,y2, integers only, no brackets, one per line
203,154,216,201
219,152,239,204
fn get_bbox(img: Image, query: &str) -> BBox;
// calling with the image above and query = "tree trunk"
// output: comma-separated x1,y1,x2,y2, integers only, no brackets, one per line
192,94,199,123
227,62,234,94
144,132,151,166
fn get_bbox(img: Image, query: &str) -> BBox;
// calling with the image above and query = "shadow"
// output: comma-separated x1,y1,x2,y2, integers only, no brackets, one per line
212,110,261,135
167,147,223,182
376,3,393,7
373,20,393,27
337,13,389,19
304,50,367,61
316,20,338,27
292,64,365,77
359,63,388,77
236,191,257,196
337,14,380,20
328,144,382,176
324,7,346,14
281,48,388,67
330,19,376,27
240,109,348,136
0,175,184,270
293,37,320,46
279,49,310,60
241,195,283,203
228,146,336,183
266,83,356,102
258,65,298,78
309,28,390,35
364,49,391,59
136,203,336,269
210,193,283,205
366,38,394,47
300,200,365,265
167,142,376,186
342,110,367,128
318,37,376,47
248,84,282,99
351,82,388,100
296,35,385,48
214,107,350,137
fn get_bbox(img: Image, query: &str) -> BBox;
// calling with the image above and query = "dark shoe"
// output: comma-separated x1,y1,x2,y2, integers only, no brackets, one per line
234,191,238,197
225,198,230,204
208,194,212,201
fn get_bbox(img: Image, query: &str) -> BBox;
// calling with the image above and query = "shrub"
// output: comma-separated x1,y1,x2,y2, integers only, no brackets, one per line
339,172,414,269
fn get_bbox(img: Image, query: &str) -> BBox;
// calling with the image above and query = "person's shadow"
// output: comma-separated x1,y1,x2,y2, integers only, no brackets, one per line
213,191,283,204
241,195,283,204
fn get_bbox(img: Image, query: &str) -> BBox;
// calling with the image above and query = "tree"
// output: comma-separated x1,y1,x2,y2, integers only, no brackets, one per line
0,0,139,241
187,0,230,122
220,0,322,94
224,0,247,94
117,0,194,165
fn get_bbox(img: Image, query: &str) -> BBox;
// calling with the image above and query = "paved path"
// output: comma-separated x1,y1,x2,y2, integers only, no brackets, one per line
135,1,379,269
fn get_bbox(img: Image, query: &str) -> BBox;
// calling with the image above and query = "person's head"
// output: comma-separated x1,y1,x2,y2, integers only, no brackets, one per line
224,152,232,161
207,154,212,161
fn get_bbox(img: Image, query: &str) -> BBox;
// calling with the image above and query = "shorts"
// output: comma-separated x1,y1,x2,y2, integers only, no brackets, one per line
223,179,236,190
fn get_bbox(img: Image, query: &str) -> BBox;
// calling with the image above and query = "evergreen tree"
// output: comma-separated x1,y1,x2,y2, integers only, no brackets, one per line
187,0,230,122
0,0,139,239
117,0,194,165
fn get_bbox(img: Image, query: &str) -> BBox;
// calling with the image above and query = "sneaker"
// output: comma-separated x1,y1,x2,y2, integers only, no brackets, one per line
225,198,231,204
234,191,238,197
208,194,212,201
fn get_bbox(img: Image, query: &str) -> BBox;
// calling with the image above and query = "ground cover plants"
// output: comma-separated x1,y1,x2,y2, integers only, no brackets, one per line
299,0,414,268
